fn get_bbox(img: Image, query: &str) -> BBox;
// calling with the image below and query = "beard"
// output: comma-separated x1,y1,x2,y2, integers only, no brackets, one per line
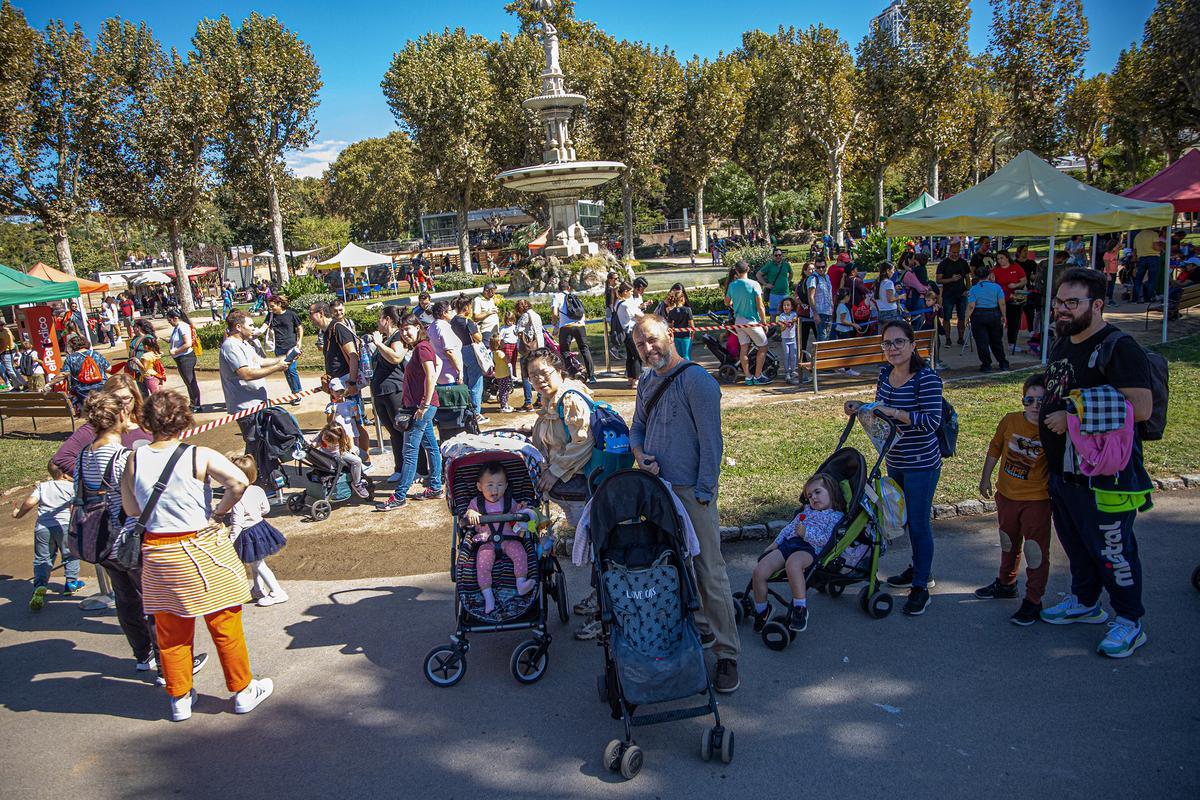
1055,306,1095,337
644,350,671,370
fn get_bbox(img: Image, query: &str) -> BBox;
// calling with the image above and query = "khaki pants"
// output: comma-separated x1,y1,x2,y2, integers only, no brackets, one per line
671,484,740,661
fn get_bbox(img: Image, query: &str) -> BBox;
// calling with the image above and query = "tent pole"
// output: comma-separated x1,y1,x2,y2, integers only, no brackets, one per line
1162,223,1173,344
886,237,892,262
1090,233,1098,269
1041,234,1056,366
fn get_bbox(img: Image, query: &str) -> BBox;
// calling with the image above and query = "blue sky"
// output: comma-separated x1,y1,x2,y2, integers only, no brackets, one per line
21,0,1154,177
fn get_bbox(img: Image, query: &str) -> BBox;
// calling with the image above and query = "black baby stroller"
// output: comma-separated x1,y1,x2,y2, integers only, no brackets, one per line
699,310,779,384
286,444,377,521
733,409,904,650
588,469,732,780
243,405,305,492
422,432,571,687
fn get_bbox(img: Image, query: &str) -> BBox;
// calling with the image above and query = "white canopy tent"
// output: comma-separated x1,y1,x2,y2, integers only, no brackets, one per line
887,151,1176,360
316,243,394,297
129,271,172,286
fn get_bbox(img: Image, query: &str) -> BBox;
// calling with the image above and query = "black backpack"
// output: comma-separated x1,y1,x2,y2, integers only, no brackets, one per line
564,292,585,322
913,369,959,458
1096,330,1169,441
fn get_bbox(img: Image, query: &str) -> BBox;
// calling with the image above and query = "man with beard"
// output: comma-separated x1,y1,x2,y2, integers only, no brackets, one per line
629,315,741,693
936,241,972,345
1037,268,1154,658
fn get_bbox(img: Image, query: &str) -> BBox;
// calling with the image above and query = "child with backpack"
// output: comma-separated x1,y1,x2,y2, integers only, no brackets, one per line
63,334,110,410
13,460,83,610
228,455,288,607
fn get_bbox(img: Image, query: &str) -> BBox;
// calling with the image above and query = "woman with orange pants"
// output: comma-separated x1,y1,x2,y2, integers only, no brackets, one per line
121,390,275,722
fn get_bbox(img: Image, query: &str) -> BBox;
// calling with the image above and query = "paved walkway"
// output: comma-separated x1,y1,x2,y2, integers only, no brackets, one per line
1,491,1196,798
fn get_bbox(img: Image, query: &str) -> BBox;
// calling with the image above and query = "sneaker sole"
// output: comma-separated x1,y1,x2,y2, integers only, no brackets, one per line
1040,610,1109,625
1099,631,1147,658
713,680,740,694
1009,615,1038,627
903,597,932,616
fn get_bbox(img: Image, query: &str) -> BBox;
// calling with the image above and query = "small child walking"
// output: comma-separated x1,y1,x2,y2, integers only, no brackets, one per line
464,462,535,614
491,335,514,413
750,473,845,633
776,297,799,384
228,455,289,606
975,372,1051,626
14,460,83,610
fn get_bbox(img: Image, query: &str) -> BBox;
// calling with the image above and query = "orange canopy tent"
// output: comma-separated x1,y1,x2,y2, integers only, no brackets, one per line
26,262,110,293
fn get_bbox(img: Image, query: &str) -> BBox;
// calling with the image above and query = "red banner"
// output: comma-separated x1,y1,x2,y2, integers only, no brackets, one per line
21,305,62,382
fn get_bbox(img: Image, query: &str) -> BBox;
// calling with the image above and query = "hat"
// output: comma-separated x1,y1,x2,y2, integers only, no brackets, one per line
165,308,180,319
484,282,497,291
328,377,346,392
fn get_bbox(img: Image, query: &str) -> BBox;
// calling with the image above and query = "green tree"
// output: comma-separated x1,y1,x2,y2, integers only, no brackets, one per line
704,161,757,232
670,55,749,253
193,13,322,285
290,215,350,251
959,55,1006,185
733,30,793,236
855,19,911,223
325,132,417,241
486,32,545,181
383,28,496,273
1061,73,1109,182
1143,0,1200,126
90,19,225,312
990,0,1089,158
0,3,103,275
587,37,683,258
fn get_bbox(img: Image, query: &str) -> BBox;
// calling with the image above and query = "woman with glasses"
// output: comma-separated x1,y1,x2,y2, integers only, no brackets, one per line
844,319,943,617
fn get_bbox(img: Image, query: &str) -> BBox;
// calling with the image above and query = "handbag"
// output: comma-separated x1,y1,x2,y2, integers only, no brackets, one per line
393,408,416,432
111,444,190,571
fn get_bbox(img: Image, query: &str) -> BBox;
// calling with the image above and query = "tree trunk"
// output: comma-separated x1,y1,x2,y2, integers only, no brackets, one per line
622,173,634,260
51,227,76,277
266,170,290,285
874,165,886,226
168,219,196,314
830,154,844,248
695,183,707,254
457,190,471,275
756,182,769,241
822,180,833,240
973,158,981,186
1083,155,1094,183
927,149,940,199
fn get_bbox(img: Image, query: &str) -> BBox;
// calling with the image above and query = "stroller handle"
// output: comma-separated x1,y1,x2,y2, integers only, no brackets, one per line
835,407,901,452
472,513,532,524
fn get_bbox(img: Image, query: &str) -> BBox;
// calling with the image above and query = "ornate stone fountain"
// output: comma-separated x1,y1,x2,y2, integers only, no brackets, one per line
496,0,624,259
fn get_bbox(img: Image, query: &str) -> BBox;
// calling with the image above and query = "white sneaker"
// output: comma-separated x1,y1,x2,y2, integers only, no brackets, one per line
234,678,274,714
170,688,196,722
386,471,403,482
500,405,515,413
262,591,288,607
842,367,861,377
136,656,156,672
361,460,375,474
476,415,490,424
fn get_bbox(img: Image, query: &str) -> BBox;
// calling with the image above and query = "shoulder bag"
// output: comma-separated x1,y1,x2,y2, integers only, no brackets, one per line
110,444,190,571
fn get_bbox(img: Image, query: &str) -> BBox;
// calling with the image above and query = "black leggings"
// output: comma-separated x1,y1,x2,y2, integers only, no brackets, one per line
174,352,200,407
558,325,595,380
1005,302,1025,346
105,565,154,662
373,390,406,466
624,331,642,380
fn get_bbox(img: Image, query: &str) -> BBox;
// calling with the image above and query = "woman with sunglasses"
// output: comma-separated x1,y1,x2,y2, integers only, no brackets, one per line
844,319,943,616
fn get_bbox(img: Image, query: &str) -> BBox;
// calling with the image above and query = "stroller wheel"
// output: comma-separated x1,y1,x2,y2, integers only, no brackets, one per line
827,582,846,598
423,645,466,687
510,639,549,684
603,739,623,772
720,729,734,764
732,597,744,625
552,571,570,625
311,499,332,521
619,744,643,780
858,586,871,613
1192,564,1200,593
286,493,305,513
867,591,894,619
700,728,713,762
761,619,790,651
717,364,738,384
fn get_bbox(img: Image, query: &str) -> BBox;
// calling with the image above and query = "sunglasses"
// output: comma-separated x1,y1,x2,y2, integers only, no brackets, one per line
1022,395,1043,406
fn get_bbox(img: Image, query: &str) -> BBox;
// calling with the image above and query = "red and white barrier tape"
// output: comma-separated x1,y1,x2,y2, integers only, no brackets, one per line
670,320,785,334
180,387,321,440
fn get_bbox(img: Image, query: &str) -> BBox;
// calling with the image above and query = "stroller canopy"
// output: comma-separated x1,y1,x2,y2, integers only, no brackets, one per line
588,470,686,565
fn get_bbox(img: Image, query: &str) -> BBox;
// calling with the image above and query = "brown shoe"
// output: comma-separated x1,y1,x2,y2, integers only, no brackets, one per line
713,658,739,693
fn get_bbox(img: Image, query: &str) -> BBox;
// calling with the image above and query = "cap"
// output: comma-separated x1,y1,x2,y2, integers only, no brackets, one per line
165,308,180,318
484,282,497,291
328,377,345,392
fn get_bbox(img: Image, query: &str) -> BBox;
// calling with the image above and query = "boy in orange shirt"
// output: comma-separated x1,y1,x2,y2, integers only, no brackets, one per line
975,373,1051,626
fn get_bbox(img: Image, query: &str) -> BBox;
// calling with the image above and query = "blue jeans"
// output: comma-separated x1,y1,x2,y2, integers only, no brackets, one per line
782,338,798,374
888,465,941,589
1133,256,1160,303
814,318,832,341
466,371,483,415
393,406,442,498
34,523,79,587
674,336,692,359
274,345,302,394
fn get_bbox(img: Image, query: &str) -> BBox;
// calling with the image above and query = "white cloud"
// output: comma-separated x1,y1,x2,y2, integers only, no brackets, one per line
285,139,350,179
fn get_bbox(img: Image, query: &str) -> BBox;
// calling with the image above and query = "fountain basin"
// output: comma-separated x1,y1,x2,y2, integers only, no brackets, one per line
497,161,625,196
523,93,586,111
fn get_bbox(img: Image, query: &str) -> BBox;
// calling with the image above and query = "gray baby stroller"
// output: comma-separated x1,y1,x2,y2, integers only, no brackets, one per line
588,469,732,780
286,444,377,521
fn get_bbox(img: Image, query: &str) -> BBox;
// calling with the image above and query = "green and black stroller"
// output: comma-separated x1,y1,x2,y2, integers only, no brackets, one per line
733,407,907,650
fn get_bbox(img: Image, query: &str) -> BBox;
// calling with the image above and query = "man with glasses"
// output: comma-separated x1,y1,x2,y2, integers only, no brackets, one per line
1037,268,1154,658
805,260,834,342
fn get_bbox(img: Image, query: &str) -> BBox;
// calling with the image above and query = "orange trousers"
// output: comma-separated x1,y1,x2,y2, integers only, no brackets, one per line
155,607,252,699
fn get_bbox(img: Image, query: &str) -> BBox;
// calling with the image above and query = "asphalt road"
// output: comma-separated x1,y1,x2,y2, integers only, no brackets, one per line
1,491,1198,799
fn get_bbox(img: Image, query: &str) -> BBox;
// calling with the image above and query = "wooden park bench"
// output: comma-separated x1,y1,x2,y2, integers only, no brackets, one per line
801,329,936,393
0,391,76,436
1145,284,1200,329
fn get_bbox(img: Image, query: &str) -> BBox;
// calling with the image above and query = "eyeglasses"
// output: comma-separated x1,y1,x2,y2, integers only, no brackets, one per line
1022,395,1043,406
881,338,910,351
1052,297,1090,310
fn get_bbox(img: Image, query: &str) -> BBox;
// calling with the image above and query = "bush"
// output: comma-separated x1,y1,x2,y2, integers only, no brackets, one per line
197,322,225,351
433,272,491,292
282,274,328,301
293,292,336,314
853,226,890,271
722,243,774,272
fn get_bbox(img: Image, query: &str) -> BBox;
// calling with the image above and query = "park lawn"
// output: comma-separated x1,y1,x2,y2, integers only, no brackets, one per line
716,333,1200,526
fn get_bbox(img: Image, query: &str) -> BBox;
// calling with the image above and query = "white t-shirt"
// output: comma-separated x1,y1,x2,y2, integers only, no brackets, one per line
325,399,360,443
556,292,584,326
777,310,798,343
427,319,463,385
230,484,270,537
32,479,74,530
616,297,644,331
876,279,898,312
219,336,267,413
517,310,544,351
472,295,500,334
169,322,193,357
498,324,519,346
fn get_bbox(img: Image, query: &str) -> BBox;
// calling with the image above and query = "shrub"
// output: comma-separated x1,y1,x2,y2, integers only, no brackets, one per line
196,322,225,351
433,272,492,292
293,292,336,314
282,274,328,301
853,226,890,271
722,244,774,272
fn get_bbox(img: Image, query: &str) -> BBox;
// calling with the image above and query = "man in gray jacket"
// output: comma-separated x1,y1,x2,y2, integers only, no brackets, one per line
629,314,741,693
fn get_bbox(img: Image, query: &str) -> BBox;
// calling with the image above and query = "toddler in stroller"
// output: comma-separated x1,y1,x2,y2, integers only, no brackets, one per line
749,473,845,635
285,424,374,521
464,462,536,613
699,310,779,385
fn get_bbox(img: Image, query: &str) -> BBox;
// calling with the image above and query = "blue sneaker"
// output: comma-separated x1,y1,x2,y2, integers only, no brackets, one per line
1039,594,1109,625
755,375,773,385
1097,617,1147,658
743,377,754,386
63,579,86,595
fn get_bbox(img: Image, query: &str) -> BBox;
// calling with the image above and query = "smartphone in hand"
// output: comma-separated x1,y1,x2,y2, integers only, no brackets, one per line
284,347,300,363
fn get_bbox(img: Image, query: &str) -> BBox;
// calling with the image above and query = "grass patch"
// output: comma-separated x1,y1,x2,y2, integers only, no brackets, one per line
0,432,71,494
717,333,1200,526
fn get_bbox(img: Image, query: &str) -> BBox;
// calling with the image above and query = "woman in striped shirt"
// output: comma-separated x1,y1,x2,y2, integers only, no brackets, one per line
844,319,943,617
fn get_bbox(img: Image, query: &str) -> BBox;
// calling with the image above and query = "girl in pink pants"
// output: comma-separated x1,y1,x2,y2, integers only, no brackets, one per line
465,463,535,613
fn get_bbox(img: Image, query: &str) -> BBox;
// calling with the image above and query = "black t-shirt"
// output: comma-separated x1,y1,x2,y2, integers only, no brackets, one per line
267,309,302,352
666,305,693,335
970,250,997,276
450,315,481,375
322,321,357,378
370,331,406,396
937,257,971,297
1039,323,1152,489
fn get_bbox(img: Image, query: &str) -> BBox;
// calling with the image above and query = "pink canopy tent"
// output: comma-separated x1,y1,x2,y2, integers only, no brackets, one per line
1122,150,1200,213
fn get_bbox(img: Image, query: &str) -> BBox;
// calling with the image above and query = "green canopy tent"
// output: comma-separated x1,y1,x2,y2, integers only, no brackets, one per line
886,192,940,262
0,263,80,306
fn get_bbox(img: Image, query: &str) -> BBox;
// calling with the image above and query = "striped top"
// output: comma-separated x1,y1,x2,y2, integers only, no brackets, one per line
874,365,944,471
80,443,130,529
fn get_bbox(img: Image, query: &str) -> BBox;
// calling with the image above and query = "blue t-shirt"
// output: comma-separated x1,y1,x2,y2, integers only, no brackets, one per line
726,278,763,321
967,280,1004,309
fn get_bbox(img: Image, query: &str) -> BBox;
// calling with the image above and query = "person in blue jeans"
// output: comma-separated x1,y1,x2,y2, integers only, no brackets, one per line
14,461,83,610
844,319,943,616
376,314,443,511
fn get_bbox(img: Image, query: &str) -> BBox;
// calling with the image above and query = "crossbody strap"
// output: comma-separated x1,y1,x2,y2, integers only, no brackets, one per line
134,444,190,530
644,362,703,422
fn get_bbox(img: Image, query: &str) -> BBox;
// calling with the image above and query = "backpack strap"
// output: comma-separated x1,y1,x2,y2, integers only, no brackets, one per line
555,388,596,443
131,444,190,531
